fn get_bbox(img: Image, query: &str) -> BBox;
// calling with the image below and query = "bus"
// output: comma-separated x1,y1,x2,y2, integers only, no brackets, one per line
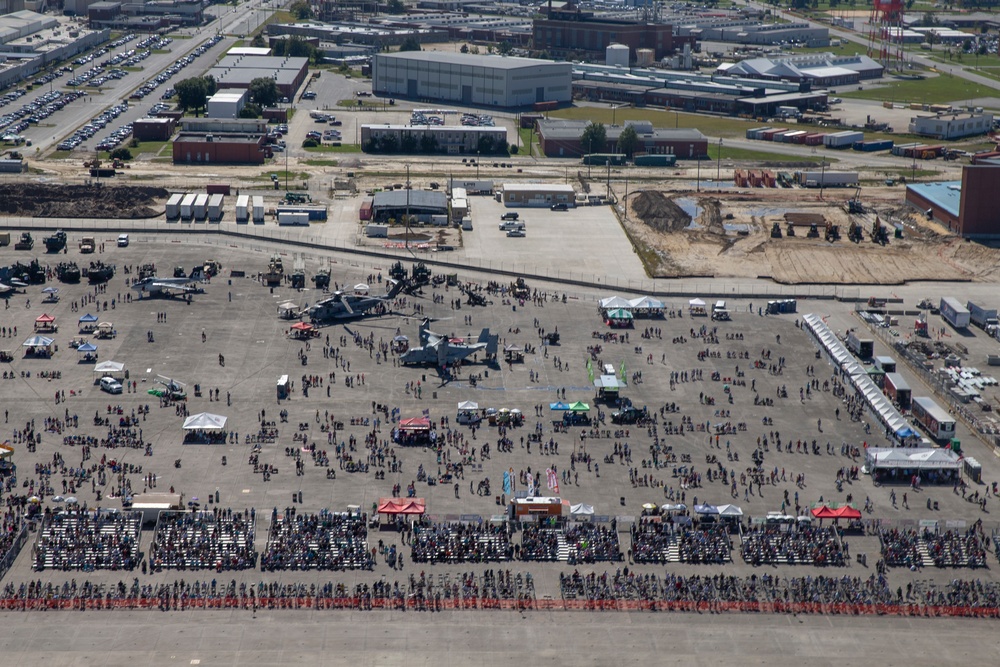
911,396,956,440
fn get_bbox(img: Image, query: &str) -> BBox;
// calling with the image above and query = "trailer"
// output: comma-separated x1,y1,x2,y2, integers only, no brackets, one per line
883,372,911,410
797,171,859,188
275,204,328,221
803,133,826,146
745,126,771,140
277,212,310,226
846,331,874,359
940,297,971,329
911,396,956,440
873,356,896,373
180,193,196,221
853,139,894,152
780,130,807,143
633,154,677,167
207,193,224,222
235,194,249,223
967,300,999,334
193,193,209,221
251,196,264,224
165,193,183,221
206,184,231,196
823,131,864,149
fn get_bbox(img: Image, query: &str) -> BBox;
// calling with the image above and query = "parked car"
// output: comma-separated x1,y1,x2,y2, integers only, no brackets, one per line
550,203,568,211
100,376,123,394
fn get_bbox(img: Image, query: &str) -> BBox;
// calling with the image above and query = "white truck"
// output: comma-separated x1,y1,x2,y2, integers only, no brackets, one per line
967,300,999,334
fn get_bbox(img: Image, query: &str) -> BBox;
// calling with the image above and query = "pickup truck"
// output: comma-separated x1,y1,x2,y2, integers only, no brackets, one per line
79,236,95,253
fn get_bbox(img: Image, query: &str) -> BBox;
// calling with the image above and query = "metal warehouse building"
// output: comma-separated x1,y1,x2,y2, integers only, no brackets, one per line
372,51,571,108
370,189,449,223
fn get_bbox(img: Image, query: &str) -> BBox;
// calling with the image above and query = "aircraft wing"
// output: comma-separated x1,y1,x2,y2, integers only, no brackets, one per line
149,282,196,293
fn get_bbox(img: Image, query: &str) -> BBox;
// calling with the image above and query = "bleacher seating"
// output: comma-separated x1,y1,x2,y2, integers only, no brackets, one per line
741,524,847,566
33,509,141,571
149,509,257,571
411,521,512,563
261,510,374,571
631,521,731,564
881,527,987,569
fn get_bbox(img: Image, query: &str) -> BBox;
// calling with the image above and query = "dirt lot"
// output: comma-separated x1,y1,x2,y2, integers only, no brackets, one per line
0,183,167,218
623,186,1000,285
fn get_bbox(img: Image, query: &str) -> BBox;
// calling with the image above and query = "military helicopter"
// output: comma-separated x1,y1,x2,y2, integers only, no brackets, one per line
399,318,499,369
153,375,187,400
301,279,405,323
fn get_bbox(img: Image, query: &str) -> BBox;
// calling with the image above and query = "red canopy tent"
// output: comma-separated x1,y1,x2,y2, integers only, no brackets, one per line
377,497,426,515
398,417,431,431
291,322,313,331
810,506,838,519
34,313,56,332
831,505,862,520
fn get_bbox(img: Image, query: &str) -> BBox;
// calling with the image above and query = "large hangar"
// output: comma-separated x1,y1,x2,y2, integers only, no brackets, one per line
372,51,571,108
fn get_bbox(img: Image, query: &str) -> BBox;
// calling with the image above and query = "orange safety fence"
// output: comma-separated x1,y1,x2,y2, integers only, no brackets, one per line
0,596,996,617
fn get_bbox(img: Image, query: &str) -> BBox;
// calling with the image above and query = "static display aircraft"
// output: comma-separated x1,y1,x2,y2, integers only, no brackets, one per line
399,318,499,368
302,279,404,322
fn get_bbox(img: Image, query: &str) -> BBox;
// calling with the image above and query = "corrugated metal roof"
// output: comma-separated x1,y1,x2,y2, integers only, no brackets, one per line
377,51,568,71
907,180,961,218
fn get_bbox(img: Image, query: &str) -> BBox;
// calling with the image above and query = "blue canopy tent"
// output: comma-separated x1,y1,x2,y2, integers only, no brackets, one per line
79,313,98,333
549,402,570,410
77,341,98,362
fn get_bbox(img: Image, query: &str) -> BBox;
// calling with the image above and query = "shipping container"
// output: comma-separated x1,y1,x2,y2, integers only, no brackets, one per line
193,193,209,221
891,142,921,157
761,128,788,141
873,356,897,373
745,126,771,140
275,205,328,221
883,372,911,410
803,133,826,146
940,297,971,329
912,396,956,440
206,184,231,196
165,193,183,221
823,131,864,149
235,194,249,223
633,154,677,167
365,223,388,237
852,139,894,152
207,193,224,222
277,212,309,226
180,193,197,220
252,196,264,224
780,130,807,143
797,171,859,187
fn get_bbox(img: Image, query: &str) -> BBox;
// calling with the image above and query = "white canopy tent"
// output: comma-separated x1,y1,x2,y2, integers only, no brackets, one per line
457,400,479,411
570,503,595,516
277,302,299,319
93,360,125,374
182,412,228,430
22,335,54,347
866,447,961,471
716,504,744,517
599,296,632,310
629,296,665,311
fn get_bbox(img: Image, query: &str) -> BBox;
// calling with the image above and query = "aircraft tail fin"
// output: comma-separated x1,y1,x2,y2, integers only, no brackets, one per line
189,267,205,282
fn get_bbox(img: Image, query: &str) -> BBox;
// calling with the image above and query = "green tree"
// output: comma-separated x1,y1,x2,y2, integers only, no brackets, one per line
419,134,438,154
498,40,513,55
289,0,312,19
248,77,279,107
109,147,132,161
400,132,418,153
239,102,262,118
477,134,495,154
175,77,209,113
203,74,216,97
580,121,606,155
460,44,469,53
399,36,421,51
251,33,266,48
617,124,639,158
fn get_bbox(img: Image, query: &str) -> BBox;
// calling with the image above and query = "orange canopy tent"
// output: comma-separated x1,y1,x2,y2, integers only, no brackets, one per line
811,505,861,520
377,497,426,515
35,314,55,323
398,417,431,431
291,322,314,331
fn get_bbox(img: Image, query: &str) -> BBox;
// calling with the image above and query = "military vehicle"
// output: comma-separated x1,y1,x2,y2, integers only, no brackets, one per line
55,262,81,283
43,231,67,253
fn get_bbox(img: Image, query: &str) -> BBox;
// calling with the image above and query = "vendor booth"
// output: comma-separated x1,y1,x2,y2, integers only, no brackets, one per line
289,321,317,340
94,360,125,380
393,417,436,446
22,335,54,358
34,314,57,333
377,497,426,515
865,447,961,485
42,286,59,303
605,308,633,328
594,374,625,402
456,401,480,425
570,503,595,520
598,296,632,313
78,313,98,334
392,335,409,353
688,299,708,316
277,302,300,320
182,412,229,444
510,497,563,519
95,322,115,339
504,344,524,363
629,296,665,318
76,341,98,363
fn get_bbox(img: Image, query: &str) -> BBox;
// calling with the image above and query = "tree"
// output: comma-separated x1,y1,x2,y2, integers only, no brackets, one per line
289,0,312,19
175,77,209,113
617,124,639,158
251,33,266,48
248,77,279,108
239,102,262,118
399,36,421,52
460,44,469,53
477,134,495,155
203,74,216,97
400,132,418,153
109,147,132,161
386,0,406,12
580,121,606,155
498,40,513,55
419,134,438,154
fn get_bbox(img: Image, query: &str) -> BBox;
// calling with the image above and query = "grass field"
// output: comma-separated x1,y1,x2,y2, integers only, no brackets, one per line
303,143,362,153
301,159,339,166
840,74,996,105
549,106,758,139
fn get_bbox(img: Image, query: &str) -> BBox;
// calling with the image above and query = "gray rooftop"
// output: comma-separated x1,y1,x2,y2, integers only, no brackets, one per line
537,118,706,142
377,50,567,71
372,189,448,209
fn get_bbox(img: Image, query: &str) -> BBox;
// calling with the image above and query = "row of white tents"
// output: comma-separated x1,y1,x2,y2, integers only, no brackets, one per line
598,295,666,314
802,313,917,441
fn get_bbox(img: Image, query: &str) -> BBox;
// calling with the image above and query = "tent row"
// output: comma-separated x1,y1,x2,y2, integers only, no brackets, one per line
802,314,916,441
598,295,665,316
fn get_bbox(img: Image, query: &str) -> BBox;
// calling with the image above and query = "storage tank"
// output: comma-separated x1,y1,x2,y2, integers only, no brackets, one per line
635,48,654,67
606,43,629,67
235,194,249,223
207,193,224,222
193,193,209,221
165,193,183,220
180,193,197,221
252,196,264,224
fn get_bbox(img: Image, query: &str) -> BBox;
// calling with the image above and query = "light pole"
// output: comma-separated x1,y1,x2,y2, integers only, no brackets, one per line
716,138,722,190
696,153,701,193
819,157,826,201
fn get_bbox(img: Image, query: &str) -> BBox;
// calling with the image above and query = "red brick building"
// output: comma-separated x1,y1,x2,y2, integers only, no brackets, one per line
172,133,268,165
533,2,693,61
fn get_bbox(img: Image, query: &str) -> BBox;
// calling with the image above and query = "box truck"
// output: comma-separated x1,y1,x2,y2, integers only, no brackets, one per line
967,300,999,334
940,297,971,329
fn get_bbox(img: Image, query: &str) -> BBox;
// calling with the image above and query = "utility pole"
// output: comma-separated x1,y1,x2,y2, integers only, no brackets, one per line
716,138,722,191
405,164,410,253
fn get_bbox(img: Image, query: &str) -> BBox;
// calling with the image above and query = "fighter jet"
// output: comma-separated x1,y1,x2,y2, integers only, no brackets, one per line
302,279,404,323
399,318,499,368
130,269,205,299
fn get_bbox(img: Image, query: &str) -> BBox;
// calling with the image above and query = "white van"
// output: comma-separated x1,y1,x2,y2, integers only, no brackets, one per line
117,233,129,247
499,221,525,232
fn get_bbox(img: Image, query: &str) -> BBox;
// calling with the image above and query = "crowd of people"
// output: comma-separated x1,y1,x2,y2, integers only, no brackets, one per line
880,527,988,569
261,509,375,571
410,521,513,563
33,509,141,571
563,523,622,563
740,524,848,566
149,508,256,571
630,520,732,564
